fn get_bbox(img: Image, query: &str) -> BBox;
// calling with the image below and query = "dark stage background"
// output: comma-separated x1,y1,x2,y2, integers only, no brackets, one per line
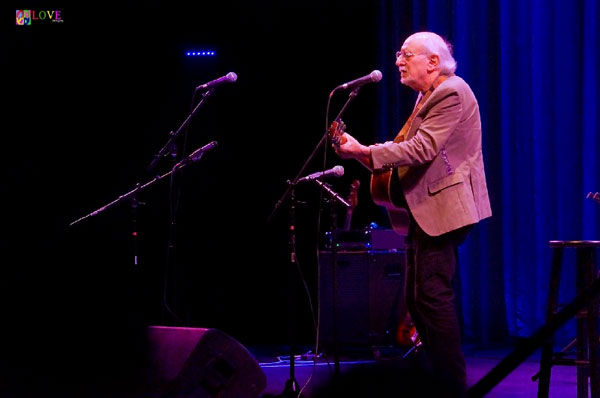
2,1,393,394
2,0,600,395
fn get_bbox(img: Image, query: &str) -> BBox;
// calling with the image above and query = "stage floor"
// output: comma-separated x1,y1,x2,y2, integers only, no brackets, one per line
252,345,578,398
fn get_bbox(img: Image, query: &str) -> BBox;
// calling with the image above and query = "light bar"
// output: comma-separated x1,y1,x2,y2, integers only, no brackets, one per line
186,51,216,57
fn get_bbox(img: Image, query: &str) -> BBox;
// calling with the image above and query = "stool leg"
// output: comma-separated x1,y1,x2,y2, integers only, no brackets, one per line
589,303,600,398
577,249,589,398
583,248,600,398
538,247,563,398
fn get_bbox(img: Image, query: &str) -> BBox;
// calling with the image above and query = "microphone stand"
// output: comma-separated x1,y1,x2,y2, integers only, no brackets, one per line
71,87,217,265
315,180,350,383
131,187,144,266
314,181,351,210
331,86,361,125
142,87,216,323
279,180,302,398
70,83,223,337
69,142,218,227
267,86,361,223
146,88,215,174
266,86,362,398
69,143,217,325
276,180,350,398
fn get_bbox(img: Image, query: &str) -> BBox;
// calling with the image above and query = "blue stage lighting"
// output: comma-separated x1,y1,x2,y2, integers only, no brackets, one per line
185,50,216,57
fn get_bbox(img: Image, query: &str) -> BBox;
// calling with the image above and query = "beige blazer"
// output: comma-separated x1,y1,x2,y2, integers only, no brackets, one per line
370,75,492,236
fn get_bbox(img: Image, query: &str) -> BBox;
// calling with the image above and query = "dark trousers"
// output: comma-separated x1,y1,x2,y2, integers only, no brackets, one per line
405,220,472,397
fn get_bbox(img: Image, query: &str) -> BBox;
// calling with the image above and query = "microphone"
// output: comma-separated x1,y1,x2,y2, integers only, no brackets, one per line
176,141,218,168
188,141,218,162
336,70,382,91
195,72,238,91
297,165,344,183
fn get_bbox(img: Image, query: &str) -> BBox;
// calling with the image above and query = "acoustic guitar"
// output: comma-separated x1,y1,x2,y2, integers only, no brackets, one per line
329,120,409,235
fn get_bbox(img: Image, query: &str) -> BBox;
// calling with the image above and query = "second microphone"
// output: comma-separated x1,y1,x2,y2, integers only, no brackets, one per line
297,166,344,183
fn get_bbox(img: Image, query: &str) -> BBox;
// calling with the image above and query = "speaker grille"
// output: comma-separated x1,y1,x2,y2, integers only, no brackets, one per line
146,326,266,398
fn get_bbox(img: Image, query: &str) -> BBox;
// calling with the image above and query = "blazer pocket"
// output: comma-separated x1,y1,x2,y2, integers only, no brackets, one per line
428,172,464,194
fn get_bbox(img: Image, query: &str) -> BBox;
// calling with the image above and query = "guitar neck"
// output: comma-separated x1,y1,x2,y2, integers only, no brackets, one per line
344,179,361,231
329,119,373,171
356,155,373,171
344,208,353,231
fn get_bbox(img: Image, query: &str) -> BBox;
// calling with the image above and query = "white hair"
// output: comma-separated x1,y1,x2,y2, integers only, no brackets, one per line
406,32,457,74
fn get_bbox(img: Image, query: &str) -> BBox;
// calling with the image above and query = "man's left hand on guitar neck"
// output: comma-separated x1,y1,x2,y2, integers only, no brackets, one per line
333,131,374,170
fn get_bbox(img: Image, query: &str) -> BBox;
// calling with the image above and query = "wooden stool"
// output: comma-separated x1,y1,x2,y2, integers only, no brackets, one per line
537,240,600,398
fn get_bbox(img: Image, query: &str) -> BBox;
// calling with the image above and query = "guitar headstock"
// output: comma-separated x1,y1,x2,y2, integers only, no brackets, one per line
329,119,347,148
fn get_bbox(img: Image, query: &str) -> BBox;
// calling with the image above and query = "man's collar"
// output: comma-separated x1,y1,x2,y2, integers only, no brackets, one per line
421,73,454,95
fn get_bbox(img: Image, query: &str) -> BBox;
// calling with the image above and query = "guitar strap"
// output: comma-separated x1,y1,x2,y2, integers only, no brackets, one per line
393,74,452,144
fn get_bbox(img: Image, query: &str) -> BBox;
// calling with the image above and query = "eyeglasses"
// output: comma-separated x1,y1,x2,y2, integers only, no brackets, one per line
395,50,427,60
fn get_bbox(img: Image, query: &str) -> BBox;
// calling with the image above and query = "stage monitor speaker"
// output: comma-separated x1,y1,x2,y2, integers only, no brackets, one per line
146,326,266,398
319,250,407,347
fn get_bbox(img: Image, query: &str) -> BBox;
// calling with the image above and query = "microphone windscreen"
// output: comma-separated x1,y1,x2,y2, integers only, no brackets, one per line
226,72,238,82
333,165,344,177
370,70,383,82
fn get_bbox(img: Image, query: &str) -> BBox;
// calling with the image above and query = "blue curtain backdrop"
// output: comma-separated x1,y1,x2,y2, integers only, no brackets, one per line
376,0,600,348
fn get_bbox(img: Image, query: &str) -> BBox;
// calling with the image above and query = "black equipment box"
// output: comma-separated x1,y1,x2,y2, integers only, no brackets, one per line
318,250,407,347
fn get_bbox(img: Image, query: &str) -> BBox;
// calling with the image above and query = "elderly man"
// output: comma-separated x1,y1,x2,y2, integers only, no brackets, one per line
334,31,491,396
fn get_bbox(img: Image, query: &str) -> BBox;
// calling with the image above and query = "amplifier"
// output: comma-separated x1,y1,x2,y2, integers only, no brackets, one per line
318,250,407,347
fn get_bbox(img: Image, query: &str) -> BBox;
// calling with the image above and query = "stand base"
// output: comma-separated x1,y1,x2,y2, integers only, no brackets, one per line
260,378,302,398
281,378,302,397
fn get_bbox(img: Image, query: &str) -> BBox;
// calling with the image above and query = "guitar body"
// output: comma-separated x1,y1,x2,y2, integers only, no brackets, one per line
395,312,421,348
369,134,410,235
